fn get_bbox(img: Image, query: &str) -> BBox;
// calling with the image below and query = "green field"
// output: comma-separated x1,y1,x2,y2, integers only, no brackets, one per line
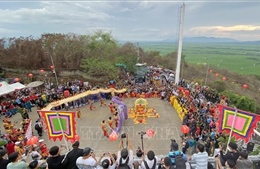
139,42,260,76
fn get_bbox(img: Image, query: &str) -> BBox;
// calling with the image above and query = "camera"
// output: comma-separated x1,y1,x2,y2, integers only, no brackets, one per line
138,131,146,135
121,133,126,138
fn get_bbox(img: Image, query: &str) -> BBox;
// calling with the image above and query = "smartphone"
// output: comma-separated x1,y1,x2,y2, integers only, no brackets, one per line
25,149,29,155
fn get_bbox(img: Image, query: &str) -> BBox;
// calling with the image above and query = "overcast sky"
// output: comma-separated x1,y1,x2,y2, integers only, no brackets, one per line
0,0,259,41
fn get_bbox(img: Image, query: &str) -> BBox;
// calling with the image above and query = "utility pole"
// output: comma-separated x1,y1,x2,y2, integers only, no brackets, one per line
175,3,185,85
49,53,59,87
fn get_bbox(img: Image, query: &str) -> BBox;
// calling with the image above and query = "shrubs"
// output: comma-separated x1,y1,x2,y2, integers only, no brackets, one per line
220,90,258,113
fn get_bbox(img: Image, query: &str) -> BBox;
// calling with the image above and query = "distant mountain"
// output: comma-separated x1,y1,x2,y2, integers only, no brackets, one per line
162,36,239,43
120,36,260,44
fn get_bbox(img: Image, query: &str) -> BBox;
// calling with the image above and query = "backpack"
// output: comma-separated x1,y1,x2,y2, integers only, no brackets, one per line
117,157,130,169
34,123,41,130
144,158,157,169
174,152,186,169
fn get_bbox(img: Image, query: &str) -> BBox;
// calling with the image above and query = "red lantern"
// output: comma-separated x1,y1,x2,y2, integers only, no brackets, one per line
209,69,213,73
222,77,226,81
70,139,75,143
14,78,19,82
50,65,54,69
28,73,33,77
109,131,118,141
75,135,80,141
40,69,45,73
0,83,2,87
27,139,34,145
31,136,39,144
181,125,190,134
243,84,248,89
146,129,155,138
215,73,219,77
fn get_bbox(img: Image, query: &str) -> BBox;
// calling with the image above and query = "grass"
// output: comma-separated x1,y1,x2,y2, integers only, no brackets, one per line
139,42,260,76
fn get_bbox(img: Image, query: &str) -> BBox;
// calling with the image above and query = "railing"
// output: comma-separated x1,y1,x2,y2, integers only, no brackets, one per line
27,155,260,169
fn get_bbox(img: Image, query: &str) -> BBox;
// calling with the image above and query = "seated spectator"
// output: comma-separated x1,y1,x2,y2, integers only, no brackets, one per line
141,150,158,169
236,151,253,169
0,149,10,169
116,134,134,169
76,147,97,169
46,145,65,169
190,144,208,169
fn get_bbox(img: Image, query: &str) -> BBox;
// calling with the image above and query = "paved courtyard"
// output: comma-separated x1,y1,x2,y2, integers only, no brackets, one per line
1,98,183,156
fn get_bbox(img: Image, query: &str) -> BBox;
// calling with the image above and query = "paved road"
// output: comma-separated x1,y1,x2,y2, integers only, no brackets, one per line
0,98,183,156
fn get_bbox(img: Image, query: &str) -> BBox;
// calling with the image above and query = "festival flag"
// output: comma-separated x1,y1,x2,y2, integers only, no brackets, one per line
25,120,33,139
217,105,260,143
37,110,77,141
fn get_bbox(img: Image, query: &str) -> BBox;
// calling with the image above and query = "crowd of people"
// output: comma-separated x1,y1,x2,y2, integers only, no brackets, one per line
0,66,256,169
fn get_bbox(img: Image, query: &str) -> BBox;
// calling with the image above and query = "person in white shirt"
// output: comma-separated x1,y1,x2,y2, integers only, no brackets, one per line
76,147,97,169
190,144,208,169
141,150,158,169
116,134,134,169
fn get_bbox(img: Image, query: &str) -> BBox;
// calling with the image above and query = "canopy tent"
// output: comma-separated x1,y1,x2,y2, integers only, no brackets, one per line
0,81,15,96
9,82,25,90
26,81,44,88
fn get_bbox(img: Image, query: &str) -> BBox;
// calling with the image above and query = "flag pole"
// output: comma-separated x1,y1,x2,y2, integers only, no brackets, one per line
226,107,237,154
56,111,69,151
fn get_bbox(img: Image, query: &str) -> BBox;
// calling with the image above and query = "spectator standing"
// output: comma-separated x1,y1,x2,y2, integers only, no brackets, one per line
141,150,158,169
5,141,15,155
167,140,187,165
236,151,253,169
34,120,43,137
76,147,97,169
216,142,240,169
62,141,83,169
116,134,134,169
7,152,30,169
190,144,208,169
46,145,66,169
0,149,10,169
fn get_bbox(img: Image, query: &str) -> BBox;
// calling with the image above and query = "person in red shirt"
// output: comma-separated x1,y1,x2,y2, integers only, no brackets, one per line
89,100,96,111
100,97,106,106
39,139,49,159
5,140,15,155
108,103,115,114
101,120,109,138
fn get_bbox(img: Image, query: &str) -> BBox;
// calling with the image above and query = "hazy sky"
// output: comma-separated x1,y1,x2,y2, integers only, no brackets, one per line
0,0,259,41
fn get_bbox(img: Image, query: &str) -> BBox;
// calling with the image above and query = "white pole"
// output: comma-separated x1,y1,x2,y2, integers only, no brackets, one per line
49,53,59,87
56,111,69,151
175,3,185,85
254,129,260,137
226,107,237,153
